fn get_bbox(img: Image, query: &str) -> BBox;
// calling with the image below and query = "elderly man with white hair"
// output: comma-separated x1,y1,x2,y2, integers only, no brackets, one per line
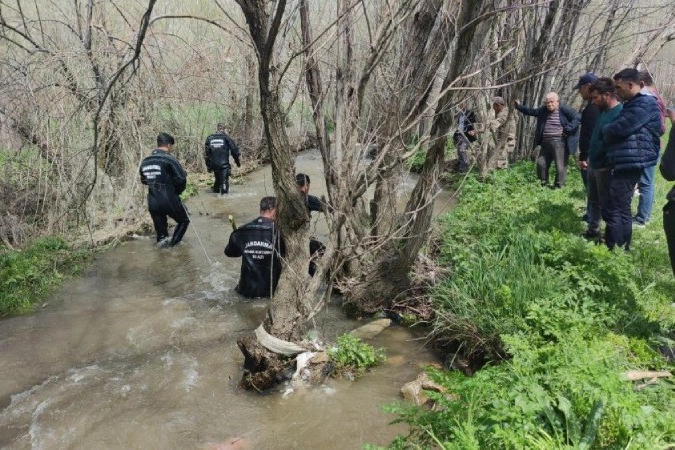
515,92,581,188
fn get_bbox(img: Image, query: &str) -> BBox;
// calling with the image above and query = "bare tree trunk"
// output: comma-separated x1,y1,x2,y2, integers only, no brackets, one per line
234,0,319,390
343,0,486,312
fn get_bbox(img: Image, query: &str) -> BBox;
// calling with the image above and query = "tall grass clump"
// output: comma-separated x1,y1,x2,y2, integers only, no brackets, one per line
382,161,675,449
0,237,91,317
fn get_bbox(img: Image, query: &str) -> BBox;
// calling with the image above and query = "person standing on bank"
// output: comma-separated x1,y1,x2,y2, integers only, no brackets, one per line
602,68,662,251
574,72,600,221
224,197,285,298
658,108,675,276
205,123,241,195
515,92,581,188
140,132,190,248
453,101,478,173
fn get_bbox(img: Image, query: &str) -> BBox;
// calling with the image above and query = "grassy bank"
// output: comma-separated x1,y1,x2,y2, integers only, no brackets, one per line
383,160,675,449
0,237,91,317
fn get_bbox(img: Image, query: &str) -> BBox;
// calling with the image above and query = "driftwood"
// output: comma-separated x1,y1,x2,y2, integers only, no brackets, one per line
622,370,672,381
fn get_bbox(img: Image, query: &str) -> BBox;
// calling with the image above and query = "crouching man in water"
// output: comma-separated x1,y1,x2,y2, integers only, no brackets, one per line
140,132,190,248
224,197,285,298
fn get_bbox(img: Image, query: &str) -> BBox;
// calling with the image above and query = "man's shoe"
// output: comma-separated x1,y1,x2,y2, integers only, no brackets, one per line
582,230,601,241
632,220,646,229
156,237,172,248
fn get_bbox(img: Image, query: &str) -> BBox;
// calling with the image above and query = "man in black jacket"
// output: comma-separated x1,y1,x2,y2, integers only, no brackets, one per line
574,72,600,221
658,108,675,274
205,123,241,194
515,93,581,188
453,101,477,173
140,132,190,248
224,197,285,298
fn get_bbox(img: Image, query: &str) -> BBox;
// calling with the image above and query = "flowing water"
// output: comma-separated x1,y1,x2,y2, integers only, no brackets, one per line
0,151,454,449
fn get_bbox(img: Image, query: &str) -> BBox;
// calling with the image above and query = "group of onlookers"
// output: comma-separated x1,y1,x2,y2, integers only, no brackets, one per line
454,68,675,275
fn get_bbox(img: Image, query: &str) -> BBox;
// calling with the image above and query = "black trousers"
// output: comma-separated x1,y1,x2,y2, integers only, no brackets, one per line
537,137,567,187
605,169,641,251
150,199,190,246
664,201,675,276
213,166,231,194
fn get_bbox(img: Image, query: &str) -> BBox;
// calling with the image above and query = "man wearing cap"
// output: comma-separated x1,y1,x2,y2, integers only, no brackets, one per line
487,96,515,169
224,196,285,298
140,132,190,248
574,72,600,222
205,123,241,195
515,92,581,188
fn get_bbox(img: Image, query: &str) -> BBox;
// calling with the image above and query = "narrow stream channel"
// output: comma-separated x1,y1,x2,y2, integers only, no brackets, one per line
0,151,452,449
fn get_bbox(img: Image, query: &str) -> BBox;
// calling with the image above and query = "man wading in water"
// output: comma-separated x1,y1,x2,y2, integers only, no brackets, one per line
140,132,190,248
224,197,285,298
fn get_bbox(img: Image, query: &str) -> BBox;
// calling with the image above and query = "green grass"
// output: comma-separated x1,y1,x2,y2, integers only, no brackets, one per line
381,148,675,448
0,237,92,317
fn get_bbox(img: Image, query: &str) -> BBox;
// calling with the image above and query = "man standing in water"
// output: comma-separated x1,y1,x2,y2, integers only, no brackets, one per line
224,197,285,298
140,132,190,248
205,123,241,195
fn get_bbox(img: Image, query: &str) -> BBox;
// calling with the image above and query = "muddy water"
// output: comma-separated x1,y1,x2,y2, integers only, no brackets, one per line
0,151,451,449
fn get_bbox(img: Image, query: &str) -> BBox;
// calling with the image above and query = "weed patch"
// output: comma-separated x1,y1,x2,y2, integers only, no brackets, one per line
383,161,675,448
0,237,91,317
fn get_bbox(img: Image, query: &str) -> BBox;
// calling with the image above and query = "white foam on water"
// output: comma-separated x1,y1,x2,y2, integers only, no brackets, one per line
29,400,52,449
67,364,101,383
182,359,199,392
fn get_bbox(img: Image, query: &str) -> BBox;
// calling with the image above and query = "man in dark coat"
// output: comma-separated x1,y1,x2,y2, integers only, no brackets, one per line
453,101,477,173
658,108,675,275
574,72,600,221
296,173,330,276
205,123,241,194
140,132,190,248
515,92,581,188
224,197,285,298
603,68,663,251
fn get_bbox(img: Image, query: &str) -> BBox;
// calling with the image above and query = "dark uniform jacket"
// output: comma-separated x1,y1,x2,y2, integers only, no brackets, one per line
603,93,663,172
659,126,675,202
139,149,187,213
205,132,241,171
578,100,600,162
224,217,285,298
515,103,581,155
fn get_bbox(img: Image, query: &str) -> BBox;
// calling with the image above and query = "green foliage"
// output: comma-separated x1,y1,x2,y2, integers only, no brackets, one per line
0,237,91,317
407,137,455,173
382,162,675,449
328,333,386,377
180,182,199,201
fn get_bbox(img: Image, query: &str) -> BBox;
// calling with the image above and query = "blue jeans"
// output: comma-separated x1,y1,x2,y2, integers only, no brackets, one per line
605,169,641,250
634,165,656,224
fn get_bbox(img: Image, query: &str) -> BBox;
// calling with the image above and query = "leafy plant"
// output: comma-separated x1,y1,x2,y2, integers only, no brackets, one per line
0,237,91,316
328,333,386,378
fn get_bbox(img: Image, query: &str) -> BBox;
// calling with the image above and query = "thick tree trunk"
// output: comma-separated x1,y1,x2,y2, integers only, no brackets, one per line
344,0,485,313
235,0,322,390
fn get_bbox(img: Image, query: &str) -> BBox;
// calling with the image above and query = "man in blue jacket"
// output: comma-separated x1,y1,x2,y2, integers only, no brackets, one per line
603,68,663,251
515,92,581,188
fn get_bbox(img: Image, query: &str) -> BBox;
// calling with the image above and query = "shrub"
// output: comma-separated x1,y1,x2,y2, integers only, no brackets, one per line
328,333,386,378
0,237,90,316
